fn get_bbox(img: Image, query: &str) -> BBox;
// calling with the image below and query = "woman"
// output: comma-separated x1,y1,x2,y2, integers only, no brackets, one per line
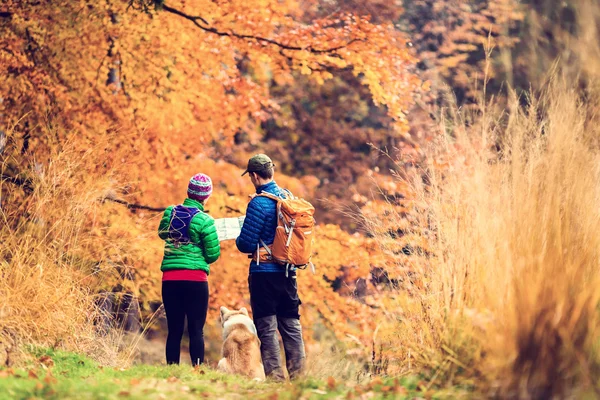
158,173,220,365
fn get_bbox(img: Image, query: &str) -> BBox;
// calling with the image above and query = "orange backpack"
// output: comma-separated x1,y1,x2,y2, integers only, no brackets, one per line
253,192,316,274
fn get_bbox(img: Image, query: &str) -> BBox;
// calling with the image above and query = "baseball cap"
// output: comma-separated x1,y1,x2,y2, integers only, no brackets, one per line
241,154,275,176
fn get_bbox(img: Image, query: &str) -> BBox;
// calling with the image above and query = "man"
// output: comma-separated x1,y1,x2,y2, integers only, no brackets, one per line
235,154,306,381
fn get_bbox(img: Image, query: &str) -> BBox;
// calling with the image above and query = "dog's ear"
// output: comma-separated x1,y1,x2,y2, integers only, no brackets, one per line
240,307,249,316
220,306,229,318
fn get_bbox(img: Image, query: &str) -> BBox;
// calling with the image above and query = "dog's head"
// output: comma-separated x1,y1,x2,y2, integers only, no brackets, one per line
220,306,250,326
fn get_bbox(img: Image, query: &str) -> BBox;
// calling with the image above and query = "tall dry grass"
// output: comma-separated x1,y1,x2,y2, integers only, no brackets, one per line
0,135,135,365
371,81,600,398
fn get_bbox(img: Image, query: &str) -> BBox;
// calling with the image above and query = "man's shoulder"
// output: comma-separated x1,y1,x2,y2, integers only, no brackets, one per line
249,194,275,210
252,189,288,204
262,183,289,198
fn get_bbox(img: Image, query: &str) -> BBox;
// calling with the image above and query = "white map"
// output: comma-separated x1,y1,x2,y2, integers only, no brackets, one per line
215,216,245,241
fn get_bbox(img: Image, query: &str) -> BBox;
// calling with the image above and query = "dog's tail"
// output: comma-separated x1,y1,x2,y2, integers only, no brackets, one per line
224,324,261,375
231,324,255,346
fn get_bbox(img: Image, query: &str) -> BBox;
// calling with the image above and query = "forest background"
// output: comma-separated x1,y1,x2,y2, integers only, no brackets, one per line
2,0,600,397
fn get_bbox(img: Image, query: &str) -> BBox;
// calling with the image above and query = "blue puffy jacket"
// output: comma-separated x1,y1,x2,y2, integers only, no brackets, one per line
236,180,288,273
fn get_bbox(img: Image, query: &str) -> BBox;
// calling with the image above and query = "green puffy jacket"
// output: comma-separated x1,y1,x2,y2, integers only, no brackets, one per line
158,198,221,273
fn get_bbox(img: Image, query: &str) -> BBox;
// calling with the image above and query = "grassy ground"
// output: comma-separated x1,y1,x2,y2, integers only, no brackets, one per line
0,348,471,399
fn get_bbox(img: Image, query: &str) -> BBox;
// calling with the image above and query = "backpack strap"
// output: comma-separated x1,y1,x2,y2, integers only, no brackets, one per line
256,192,282,202
254,239,273,265
256,188,293,201
256,192,286,229
168,205,201,248
259,239,272,255
251,192,285,265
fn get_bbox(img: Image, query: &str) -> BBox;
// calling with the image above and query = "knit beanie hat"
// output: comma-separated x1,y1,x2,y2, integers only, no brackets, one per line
188,173,213,202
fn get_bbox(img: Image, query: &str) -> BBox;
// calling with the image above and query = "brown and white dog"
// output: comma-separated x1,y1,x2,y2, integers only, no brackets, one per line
217,306,265,381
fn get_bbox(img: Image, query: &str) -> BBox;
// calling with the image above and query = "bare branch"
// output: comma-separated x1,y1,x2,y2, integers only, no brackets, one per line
160,3,362,54
161,4,208,25
103,197,166,212
224,205,242,214
0,175,166,212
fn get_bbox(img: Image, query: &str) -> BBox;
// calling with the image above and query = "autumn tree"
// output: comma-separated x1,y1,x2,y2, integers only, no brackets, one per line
1,0,423,202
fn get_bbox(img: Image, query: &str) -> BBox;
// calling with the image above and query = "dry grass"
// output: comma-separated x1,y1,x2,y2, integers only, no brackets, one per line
0,136,133,366
368,80,600,398
303,331,371,383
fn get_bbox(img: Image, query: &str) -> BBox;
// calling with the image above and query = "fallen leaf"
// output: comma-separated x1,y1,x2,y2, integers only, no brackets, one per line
167,376,179,383
130,378,141,386
0,369,14,377
35,382,44,390
28,370,38,379
268,393,278,400
39,355,54,368
327,376,336,389
118,390,130,397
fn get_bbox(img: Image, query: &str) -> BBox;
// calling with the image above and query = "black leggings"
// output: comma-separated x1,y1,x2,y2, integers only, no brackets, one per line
162,281,209,365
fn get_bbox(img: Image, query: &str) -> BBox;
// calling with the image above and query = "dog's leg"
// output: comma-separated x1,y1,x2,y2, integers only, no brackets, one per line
217,358,229,373
253,363,266,381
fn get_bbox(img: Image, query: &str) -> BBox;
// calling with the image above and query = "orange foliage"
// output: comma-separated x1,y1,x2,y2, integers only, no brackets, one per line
1,0,420,149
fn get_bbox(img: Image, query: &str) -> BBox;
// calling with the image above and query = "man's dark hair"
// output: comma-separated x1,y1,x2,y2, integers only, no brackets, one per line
253,167,274,180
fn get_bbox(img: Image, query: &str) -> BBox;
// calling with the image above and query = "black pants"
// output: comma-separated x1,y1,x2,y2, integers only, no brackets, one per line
248,271,301,320
162,281,208,365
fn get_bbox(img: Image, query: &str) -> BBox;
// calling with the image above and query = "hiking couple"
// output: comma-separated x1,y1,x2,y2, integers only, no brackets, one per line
157,154,306,381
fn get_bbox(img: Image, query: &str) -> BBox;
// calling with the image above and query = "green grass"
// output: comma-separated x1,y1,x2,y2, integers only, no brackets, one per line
0,348,472,399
